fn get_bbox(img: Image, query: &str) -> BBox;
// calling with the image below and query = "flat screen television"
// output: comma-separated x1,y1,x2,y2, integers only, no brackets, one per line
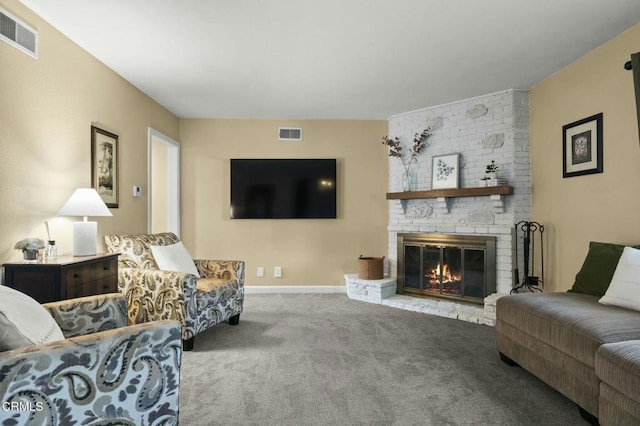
230,159,337,219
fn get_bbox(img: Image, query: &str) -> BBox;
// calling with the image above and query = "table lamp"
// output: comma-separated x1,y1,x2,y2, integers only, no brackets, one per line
57,188,113,256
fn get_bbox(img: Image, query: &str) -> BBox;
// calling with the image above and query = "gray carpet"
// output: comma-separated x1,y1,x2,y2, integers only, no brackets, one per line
179,294,585,425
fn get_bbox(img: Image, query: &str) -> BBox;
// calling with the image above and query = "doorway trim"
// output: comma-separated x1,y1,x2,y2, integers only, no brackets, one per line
148,128,181,236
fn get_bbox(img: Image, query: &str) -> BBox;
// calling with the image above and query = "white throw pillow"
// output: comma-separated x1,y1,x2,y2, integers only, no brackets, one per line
150,241,201,278
599,246,640,312
0,285,65,351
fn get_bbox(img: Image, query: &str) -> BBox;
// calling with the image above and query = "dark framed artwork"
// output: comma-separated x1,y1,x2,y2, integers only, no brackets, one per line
91,126,119,208
562,113,603,178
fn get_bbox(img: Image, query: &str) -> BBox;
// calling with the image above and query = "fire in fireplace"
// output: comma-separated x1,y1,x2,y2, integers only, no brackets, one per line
397,233,496,304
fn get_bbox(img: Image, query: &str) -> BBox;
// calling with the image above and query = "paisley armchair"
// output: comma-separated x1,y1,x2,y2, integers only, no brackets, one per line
0,293,181,425
104,232,245,350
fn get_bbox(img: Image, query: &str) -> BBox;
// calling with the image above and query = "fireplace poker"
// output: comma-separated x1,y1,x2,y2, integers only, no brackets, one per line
511,221,544,294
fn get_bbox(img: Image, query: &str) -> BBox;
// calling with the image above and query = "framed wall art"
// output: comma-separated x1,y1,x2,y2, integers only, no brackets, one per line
562,113,603,178
432,153,460,189
91,126,119,208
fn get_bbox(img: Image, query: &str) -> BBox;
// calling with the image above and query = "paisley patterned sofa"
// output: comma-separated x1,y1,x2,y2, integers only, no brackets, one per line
0,293,182,425
104,232,245,350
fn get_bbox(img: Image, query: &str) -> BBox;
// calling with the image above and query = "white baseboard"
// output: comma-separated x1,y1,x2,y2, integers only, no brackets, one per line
245,285,346,294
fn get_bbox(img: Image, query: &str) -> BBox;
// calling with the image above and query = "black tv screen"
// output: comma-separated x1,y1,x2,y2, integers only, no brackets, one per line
230,159,337,219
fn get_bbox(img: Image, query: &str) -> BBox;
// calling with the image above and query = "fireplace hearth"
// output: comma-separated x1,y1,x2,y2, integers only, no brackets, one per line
397,233,496,304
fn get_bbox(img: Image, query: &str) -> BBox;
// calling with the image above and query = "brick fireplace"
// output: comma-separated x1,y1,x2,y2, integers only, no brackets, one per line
387,90,532,302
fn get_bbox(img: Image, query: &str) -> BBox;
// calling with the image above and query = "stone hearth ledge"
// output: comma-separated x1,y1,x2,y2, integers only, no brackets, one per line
345,274,496,325
345,274,397,304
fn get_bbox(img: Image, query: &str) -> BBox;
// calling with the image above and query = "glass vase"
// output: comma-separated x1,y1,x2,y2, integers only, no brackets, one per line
46,240,57,259
402,169,413,192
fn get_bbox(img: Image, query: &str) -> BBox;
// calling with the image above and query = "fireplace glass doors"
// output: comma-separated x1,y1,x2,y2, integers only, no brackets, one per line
397,233,496,304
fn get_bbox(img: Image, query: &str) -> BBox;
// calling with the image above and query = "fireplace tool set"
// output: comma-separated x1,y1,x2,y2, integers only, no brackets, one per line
511,221,545,294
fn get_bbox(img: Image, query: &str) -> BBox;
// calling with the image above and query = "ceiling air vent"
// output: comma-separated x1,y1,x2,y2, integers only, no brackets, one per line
0,7,38,59
278,127,303,141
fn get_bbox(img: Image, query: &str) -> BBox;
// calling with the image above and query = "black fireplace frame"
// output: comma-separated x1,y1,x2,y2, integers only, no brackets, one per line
397,233,497,305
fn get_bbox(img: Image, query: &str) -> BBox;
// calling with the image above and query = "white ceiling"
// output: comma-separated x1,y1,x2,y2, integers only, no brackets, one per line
18,0,640,120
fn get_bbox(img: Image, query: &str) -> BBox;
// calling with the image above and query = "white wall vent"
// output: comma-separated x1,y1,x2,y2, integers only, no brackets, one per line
0,7,38,59
278,127,303,141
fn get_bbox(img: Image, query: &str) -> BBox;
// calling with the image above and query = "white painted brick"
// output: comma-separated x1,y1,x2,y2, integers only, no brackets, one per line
387,90,531,299
455,226,476,234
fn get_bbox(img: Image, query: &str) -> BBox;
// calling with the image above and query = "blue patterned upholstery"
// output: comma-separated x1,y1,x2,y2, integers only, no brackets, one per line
0,293,181,425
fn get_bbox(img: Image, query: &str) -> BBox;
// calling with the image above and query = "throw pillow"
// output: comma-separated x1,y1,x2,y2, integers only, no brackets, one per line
0,285,65,351
599,246,640,311
150,241,201,278
568,241,638,297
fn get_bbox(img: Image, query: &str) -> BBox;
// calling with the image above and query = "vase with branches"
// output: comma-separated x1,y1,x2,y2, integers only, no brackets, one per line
382,126,431,191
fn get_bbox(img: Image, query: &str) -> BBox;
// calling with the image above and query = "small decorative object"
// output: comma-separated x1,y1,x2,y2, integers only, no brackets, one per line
43,221,57,259
478,176,490,187
381,125,432,191
431,153,460,189
46,241,57,259
485,160,500,179
562,113,603,178
91,126,119,208
488,178,508,187
14,238,45,260
358,255,385,280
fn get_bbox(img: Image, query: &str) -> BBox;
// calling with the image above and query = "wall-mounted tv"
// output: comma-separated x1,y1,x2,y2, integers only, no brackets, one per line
230,159,337,219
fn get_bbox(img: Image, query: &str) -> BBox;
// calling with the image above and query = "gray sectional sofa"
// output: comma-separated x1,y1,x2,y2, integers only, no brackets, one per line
495,242,640,425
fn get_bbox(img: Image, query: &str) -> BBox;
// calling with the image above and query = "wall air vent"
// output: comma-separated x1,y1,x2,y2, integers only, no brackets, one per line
278,127,303,141
0,7,38,59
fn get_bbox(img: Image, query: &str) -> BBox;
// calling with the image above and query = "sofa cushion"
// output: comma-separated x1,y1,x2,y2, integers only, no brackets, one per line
569,241,633,297
0,285,65,351
599,246,640,312
496,292,640,368
196,278,236,293
151,241,201,278
596,340,640,408
196,278,241,310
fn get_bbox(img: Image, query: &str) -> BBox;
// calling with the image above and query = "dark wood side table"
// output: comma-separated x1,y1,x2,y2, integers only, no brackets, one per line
2,253,119,303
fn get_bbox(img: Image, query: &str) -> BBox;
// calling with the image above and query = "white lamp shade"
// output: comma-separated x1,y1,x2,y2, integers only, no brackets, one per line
58,188,113,217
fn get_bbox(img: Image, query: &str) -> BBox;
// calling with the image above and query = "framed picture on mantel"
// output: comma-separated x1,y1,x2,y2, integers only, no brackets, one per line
91,126,119,208
431,153,460,189
562,113,603,178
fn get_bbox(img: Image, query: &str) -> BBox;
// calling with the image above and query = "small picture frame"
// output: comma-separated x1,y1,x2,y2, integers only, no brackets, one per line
432,153,460,189
91,126,119,208
562,113,603,178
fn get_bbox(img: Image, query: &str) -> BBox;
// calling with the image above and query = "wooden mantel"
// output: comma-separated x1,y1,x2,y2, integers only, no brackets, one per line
387,185,514,214
386,185,514,200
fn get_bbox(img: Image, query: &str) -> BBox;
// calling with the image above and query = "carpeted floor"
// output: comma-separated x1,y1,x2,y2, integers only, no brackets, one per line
179,294,585,425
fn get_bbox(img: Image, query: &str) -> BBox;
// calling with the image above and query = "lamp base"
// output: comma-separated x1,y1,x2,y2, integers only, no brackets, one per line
73,221,97,256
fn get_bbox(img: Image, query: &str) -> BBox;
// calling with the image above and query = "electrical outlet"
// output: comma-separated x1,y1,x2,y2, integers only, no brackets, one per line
257,266,264,277
274,266,282,278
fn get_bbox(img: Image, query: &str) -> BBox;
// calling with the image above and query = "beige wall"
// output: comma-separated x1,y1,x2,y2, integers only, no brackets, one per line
15,0,637,291
530,23,640,291
179,119,388,286
0,0,179,265
1,0,386,287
